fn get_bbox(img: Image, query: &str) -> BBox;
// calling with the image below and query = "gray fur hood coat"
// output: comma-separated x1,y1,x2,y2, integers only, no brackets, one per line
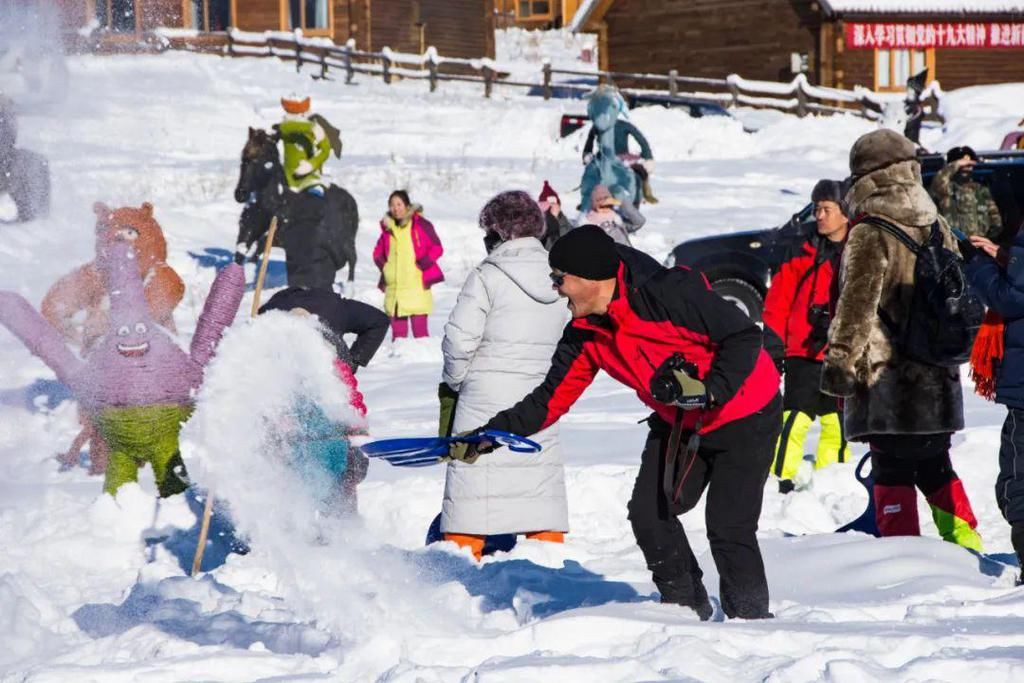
441,237,570,535
821,159,964,440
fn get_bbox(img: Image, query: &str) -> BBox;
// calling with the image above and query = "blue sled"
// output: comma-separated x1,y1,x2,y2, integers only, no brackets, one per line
362,429,541,468
187,248,288,292
836,453,880,536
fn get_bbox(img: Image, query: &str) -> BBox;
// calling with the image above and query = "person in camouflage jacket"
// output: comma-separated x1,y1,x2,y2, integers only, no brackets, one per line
929,145,1003,240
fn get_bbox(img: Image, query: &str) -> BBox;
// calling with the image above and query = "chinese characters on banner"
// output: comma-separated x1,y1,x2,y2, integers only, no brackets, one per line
845,22,1024,49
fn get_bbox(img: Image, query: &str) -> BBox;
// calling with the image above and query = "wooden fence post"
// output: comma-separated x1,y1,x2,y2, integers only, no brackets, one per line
483,64,494,98
727,78,740,109
294,31,302,73
427,50,438,92
226,30,233,56
319,48,328,80
668,69,678,96
382,50,391,85
795,82,808,117
542,60,552,100
344,40,355,84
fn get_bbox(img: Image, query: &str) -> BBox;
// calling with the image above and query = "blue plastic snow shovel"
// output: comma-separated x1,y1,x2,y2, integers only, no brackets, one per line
836,453,880,536
361,429,541,468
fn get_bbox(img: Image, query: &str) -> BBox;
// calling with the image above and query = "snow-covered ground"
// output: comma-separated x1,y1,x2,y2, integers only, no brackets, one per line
2,52,1023,682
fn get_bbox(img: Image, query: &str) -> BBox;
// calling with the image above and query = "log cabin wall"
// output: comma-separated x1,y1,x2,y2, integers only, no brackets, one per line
601,0,821,83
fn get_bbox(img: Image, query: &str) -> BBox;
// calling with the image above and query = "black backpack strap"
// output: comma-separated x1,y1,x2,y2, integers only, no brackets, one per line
857,217,916,339
858,216,922,254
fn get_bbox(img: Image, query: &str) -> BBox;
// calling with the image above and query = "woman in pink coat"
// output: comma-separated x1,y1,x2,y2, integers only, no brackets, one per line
372,190,444,339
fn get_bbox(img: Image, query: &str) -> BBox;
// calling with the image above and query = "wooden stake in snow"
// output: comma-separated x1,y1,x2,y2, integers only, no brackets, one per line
192,217,279,577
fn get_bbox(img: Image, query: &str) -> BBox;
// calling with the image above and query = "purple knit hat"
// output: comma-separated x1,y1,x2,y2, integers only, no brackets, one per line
478,190,545,241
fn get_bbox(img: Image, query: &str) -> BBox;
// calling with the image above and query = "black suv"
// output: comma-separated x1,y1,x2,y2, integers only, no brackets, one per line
666,150,1024,321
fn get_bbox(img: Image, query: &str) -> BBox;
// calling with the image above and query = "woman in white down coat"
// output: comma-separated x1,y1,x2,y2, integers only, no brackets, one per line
441,190,570,560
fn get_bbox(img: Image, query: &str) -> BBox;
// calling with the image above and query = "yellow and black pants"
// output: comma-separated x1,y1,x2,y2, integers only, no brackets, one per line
773,358,850,482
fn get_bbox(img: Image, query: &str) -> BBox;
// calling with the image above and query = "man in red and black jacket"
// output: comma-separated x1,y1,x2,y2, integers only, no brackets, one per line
456,226,782,620
762,180,851,493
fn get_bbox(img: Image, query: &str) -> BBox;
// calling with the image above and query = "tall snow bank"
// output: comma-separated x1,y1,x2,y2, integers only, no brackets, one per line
926,82,1024,152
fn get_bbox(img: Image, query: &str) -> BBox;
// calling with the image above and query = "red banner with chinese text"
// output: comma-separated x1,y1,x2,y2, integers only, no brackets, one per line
845,22,1024,49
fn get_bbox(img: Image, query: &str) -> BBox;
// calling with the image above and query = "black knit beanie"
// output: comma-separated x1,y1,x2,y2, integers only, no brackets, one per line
549,225,621,280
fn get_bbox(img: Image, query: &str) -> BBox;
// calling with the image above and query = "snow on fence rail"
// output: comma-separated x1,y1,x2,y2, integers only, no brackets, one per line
222,29,941,121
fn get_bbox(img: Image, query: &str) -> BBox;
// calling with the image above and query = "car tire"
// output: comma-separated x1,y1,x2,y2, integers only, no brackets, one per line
712,278,764,322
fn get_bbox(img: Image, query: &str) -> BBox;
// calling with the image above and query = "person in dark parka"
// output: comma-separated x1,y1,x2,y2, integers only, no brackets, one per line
965,233,1024,583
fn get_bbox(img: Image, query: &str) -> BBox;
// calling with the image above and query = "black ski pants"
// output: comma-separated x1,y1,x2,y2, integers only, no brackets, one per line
627,394,781,619
998,408,1024,525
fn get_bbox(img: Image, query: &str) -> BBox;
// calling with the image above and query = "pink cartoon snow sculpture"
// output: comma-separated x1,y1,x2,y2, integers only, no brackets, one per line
0,241,245,496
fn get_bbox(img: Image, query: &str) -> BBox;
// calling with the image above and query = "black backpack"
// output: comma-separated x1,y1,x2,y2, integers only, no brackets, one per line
863,217,983,368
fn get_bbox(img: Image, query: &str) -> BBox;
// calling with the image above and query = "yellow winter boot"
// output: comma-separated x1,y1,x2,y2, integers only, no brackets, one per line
815,412,851,469
773,410,813,488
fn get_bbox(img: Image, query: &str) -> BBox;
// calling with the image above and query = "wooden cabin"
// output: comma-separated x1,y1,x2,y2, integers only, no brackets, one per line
570,0,1024,90
54,0,496,58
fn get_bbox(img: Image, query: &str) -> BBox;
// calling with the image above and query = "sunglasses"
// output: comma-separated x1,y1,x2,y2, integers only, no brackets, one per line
549,272,566,286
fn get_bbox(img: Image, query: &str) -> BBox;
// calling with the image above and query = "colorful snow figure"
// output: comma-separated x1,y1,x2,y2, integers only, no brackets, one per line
42,202,186,475
580,85,638,213
0,241,245,496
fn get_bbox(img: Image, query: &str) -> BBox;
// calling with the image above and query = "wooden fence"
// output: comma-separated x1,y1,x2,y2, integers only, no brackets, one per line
223,29,941,121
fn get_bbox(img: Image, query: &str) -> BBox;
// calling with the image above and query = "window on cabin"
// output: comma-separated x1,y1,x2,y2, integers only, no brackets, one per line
875,48,933,91
189,0,232,31
517,1,553,20
287,0,330,32
95,0,136,32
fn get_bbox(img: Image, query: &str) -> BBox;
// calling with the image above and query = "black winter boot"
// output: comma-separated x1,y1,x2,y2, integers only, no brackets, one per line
657,575,714,621
1012,522,1024,586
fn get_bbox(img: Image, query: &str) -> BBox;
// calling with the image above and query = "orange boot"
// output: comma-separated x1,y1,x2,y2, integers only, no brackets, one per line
444,533,486,561
525,531,565,543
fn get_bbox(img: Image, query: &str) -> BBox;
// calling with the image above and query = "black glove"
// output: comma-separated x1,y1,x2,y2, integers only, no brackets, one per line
957,237,981,263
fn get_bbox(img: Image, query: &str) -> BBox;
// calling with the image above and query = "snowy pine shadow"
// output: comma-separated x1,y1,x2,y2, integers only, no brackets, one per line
187,247,288,291
72,575,334,656
151,488,249,574
0,378,72,412
410,548,643,620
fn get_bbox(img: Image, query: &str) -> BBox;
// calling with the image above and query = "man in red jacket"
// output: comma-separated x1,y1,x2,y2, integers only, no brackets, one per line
763,180,851,494
457,226,782,620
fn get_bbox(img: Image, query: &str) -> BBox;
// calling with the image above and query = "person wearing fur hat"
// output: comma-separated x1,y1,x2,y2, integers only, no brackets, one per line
537,181,574,250
455,225,782,619
584,183,645,246
763,180,851,494
929,145,1003,241
372,190,444,339
438,190,570,559
822,129,983,551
